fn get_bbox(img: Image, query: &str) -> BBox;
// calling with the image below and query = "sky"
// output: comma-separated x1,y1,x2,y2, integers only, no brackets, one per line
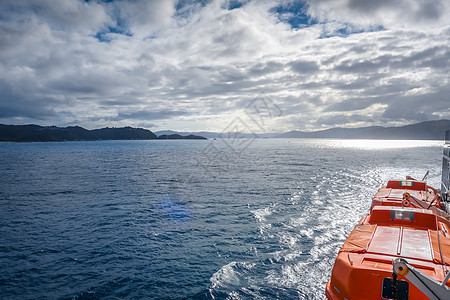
0,0,449,133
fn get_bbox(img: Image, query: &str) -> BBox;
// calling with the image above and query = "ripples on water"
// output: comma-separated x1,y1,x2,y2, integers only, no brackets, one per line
0,139,443,299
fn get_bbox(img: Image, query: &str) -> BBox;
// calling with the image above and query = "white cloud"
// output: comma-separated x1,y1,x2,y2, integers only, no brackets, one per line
113,0,177,38
0,0,110,33
306,0,450,29
0,0,449,132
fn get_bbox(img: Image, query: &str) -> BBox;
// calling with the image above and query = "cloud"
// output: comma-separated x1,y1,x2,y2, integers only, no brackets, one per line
0,0,109,34
112,0,177,38
289,60,320,74
112,109,190,121
306,0,450,29
0,0,449,131
381,87,450,121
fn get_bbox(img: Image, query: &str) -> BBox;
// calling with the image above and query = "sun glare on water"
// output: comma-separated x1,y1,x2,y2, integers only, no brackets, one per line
331,139,443,150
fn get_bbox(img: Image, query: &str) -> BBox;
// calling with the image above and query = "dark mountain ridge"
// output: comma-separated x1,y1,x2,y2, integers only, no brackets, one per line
1,119,449,142
157,134,207,140
156,120,450,140
0,124,206,142
276,119,450,140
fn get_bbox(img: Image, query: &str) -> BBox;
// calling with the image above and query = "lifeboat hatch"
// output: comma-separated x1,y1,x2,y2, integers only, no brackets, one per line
382,277,409,300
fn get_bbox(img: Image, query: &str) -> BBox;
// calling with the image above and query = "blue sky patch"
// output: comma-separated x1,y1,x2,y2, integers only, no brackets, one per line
270,1,318,29
94,26,132,42
94,13,131,42
224,0,250,10
176,0,211,11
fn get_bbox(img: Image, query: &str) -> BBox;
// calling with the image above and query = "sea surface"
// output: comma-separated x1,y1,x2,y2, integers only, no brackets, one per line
0,138,444,299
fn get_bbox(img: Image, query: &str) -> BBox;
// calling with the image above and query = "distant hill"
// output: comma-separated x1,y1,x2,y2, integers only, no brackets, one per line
157,134,207,140
3,119,448,142
0,124,206,142
155,120,450,140
155,130,278,139
276,119,450,140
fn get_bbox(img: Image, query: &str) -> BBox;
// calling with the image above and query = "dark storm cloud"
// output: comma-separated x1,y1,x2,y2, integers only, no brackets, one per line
308,0,448,26
330,46,450,79
324,98,375,112
317,113,376,126
250,61,284,76
347,0,394,12
402,46,450,70
381,88,450,122
0,100,56,119
113,110,190,121
0,74,59,119
0,93,57,119
334,55,394,74
289,60,320,74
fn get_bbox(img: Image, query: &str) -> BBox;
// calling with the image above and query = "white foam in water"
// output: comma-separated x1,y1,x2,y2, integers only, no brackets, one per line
251,206,272,222
226,291,244,300
251,206,275,235
279,232,299,248
284,250,303,261
210,262,240,289
209,261,257,298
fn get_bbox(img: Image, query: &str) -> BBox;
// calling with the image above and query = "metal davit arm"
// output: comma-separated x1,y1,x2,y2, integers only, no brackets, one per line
441,130,450,204
393,258,450,300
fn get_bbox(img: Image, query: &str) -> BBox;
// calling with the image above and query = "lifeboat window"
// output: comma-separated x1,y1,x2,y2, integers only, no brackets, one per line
390,209,415,221
399,181,414,187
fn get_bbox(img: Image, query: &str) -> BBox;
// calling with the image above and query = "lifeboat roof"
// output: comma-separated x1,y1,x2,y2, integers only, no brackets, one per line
339,206,450,265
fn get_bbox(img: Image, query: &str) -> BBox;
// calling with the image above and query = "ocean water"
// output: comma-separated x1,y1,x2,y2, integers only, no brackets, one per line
0,138,444,299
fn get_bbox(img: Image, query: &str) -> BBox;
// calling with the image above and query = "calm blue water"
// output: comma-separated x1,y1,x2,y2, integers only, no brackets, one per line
0,139,443,299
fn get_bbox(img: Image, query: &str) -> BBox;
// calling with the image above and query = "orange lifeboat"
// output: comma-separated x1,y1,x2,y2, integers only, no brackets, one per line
325,198,450,299
325,130,450,300
370,179,445,213
326,131,450,299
